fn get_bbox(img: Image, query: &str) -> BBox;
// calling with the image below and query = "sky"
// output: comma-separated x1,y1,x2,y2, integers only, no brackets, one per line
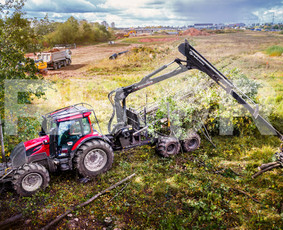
2,0,283,27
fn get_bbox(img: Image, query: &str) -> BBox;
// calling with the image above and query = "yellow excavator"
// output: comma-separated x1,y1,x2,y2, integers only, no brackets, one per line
34,59,48,74
124,30,137,37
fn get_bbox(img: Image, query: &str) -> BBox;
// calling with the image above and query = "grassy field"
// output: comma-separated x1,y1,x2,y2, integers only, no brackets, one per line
0,31,283,229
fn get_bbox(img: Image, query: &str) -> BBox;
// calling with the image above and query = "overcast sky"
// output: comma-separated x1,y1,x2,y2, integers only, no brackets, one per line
7,0,283,26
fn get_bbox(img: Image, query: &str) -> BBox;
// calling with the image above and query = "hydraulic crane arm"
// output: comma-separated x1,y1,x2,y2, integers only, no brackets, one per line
108,40,283,141
178,40,283,140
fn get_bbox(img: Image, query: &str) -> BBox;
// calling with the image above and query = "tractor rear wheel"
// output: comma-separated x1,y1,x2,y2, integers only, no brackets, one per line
182,133,201,152
12,163,50,196
74,140,114,178
156,137,180,157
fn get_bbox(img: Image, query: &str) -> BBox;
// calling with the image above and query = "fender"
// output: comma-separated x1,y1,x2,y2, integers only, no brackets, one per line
70,135,112,159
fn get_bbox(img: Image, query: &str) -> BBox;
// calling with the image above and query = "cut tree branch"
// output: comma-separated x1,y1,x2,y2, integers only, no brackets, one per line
231,188,260,203
41,173,136,230
252,163,281,179
0,213,23,229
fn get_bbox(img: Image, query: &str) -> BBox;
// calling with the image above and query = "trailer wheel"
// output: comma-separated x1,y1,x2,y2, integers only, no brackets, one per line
53,63,58,70
74,140,114,178
12,163,50,196
182,133,201,152
63,60,67,67
156,137,180,157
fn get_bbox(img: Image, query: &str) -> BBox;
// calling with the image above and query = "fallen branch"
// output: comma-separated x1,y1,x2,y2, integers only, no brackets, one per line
41,173,136,230
258,162,280,170
252,162,281,179
107,182,130,204
231,188,260,203
0,213,23,229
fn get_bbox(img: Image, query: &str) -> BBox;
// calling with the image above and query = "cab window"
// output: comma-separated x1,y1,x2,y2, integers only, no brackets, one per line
82,117,91,135
58,120,82,147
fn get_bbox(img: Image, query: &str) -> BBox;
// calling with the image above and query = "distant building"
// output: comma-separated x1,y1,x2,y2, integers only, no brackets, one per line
111,22,115,28
227,23,246,28
194,23,213,29
215,23,225,29
101,21,109,28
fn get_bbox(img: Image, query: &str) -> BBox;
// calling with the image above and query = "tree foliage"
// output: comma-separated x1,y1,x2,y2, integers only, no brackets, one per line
43,16,114,46
0,0,41,112
0,0,43,152
147,69,262,138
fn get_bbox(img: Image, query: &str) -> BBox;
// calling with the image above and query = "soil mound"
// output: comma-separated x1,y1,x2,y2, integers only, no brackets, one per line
182,28,210,36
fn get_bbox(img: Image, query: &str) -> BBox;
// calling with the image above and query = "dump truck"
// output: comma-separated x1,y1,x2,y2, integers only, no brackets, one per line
0,40,282,196
38,48,72,70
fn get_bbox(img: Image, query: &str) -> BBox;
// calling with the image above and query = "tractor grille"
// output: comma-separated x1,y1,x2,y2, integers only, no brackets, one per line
10,142,27,169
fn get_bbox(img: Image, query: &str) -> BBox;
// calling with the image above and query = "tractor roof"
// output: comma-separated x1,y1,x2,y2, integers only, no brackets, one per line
45,103,93,122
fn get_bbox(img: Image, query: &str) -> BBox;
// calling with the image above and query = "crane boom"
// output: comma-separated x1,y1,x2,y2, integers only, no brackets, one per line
108,40,283,141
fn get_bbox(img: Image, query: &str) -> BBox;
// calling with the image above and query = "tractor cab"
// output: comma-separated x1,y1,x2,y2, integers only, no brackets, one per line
40,103,102,158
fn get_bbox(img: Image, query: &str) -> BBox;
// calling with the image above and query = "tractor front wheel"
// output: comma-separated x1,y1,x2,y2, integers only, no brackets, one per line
74,140,114,178
156,137,180,157
12,163,50,196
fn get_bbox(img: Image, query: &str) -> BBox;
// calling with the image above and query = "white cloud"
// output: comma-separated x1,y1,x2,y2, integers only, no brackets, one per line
22,0,283,26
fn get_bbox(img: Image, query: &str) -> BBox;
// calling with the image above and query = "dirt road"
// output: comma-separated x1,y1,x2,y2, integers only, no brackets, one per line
46,43,133,78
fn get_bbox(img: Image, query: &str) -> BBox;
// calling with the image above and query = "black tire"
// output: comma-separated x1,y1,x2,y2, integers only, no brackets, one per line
12,163,50,196
53,63,57,70
156,137,180,157
63,60,67,67
182,133,201,152
74,140,114,178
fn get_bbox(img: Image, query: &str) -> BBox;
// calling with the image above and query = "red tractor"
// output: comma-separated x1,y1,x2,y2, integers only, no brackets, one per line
0,103,114,196
0,40,282,196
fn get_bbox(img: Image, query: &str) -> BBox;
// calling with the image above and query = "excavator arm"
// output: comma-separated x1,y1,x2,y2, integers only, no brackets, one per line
178,41,283,140
108,40,282,142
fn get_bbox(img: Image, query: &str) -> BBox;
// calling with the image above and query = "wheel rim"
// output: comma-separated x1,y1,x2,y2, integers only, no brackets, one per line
84,149,107,172
188,139,198,149
22,173,43,192
167,144,176,154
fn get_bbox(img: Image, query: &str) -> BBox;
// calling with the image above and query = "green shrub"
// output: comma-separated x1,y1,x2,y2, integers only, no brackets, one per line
265,45,283,56
147,68,262,138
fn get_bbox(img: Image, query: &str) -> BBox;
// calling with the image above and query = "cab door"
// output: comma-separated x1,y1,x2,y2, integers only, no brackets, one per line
58,119,82,154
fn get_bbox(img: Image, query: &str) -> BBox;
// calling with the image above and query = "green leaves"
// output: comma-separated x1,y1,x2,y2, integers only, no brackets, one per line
147,68,262,138
0,0,44,153
43,17,113,46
